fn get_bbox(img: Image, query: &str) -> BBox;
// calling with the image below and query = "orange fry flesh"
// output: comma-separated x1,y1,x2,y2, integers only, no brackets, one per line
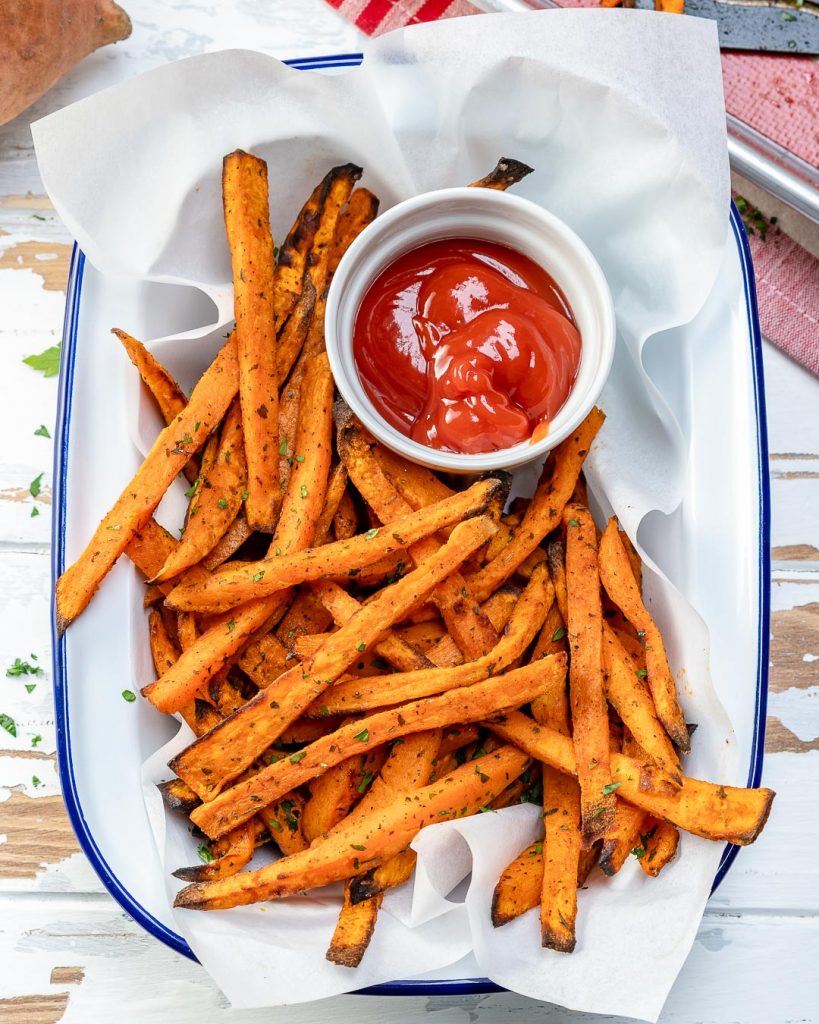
564,504,615,841
223,150,279,533
598,518,690,750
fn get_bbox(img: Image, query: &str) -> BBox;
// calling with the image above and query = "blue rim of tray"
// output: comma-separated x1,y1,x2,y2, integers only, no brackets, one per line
51,52,770,999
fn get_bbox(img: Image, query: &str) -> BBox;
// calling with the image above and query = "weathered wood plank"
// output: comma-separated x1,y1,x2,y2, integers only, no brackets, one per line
769,601,819,694
0,793,79,882
0,241,71,293
0,993,68,1024
772,544,819,562
0,894,817,1023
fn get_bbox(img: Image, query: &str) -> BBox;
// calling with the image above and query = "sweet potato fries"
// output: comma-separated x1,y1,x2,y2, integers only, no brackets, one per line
55,155,774,969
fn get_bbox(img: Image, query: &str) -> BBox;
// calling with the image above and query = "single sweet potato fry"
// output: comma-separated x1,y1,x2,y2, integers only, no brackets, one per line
528,630,581,952
223,151,279,533
371,443,454,509
237,629,289,688
599,801,646,876
546,535,568,622
530,601,567,662
112,327,187,418
563,504,614,841
126,518,179,593
637,817,680,876
314,464,348,544
173,821,256,883
602,624,682,789
154,399,247,582
276,286,318,494
492,841,544,926
329,188,380,277
278,165,361,381
349,849,418,905
598,518,689,750
265,791,310,855
327,884,383,967
333,489,358,541
274,176,327,332
112,329,195,481
201,514,253,570
149,609,180,676
174,745,530,910
469,157,535,191
271,352,334,554
56,336,239,631
158,777,201,817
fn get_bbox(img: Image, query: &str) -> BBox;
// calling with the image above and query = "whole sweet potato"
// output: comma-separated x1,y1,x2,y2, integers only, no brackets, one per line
0,0,131,125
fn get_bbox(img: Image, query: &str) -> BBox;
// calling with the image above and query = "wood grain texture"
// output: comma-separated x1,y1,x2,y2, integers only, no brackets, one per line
0,793,80,880
770,603,819,692
0,241,71,292
772,544,819,561
0,896,817,1022
48,968,84,987
765,719,819,754
0,994,68,1024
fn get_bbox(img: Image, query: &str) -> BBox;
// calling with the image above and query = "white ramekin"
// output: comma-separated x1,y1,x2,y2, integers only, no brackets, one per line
325,187,615,474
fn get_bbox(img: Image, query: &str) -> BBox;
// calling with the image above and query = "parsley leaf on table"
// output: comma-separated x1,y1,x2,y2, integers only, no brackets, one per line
23,343,61,378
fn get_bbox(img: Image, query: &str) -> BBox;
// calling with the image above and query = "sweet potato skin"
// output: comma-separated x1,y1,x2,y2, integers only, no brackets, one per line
1,0,132,125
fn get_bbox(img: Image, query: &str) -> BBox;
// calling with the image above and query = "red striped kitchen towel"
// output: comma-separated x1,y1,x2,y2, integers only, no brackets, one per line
324,0,819,375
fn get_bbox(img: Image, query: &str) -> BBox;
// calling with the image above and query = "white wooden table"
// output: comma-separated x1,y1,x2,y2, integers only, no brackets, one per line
1,3,817,1021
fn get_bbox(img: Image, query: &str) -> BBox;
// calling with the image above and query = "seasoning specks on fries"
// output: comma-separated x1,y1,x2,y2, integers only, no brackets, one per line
55,154,774,965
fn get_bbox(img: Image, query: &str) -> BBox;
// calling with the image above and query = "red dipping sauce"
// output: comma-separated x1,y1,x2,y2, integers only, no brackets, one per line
352,238,581,455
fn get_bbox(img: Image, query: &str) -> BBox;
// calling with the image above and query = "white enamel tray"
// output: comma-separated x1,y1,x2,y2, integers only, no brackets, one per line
51,52,769,1000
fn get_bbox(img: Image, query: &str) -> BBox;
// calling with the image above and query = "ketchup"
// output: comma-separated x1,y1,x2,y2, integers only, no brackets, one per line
352,238,581,455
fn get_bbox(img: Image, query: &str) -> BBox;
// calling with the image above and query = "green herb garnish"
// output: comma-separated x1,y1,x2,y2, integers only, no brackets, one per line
6,657,42,678
23,343,61,377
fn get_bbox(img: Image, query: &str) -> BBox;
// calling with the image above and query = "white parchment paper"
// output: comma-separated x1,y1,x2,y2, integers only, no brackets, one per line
34,10,738,1018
